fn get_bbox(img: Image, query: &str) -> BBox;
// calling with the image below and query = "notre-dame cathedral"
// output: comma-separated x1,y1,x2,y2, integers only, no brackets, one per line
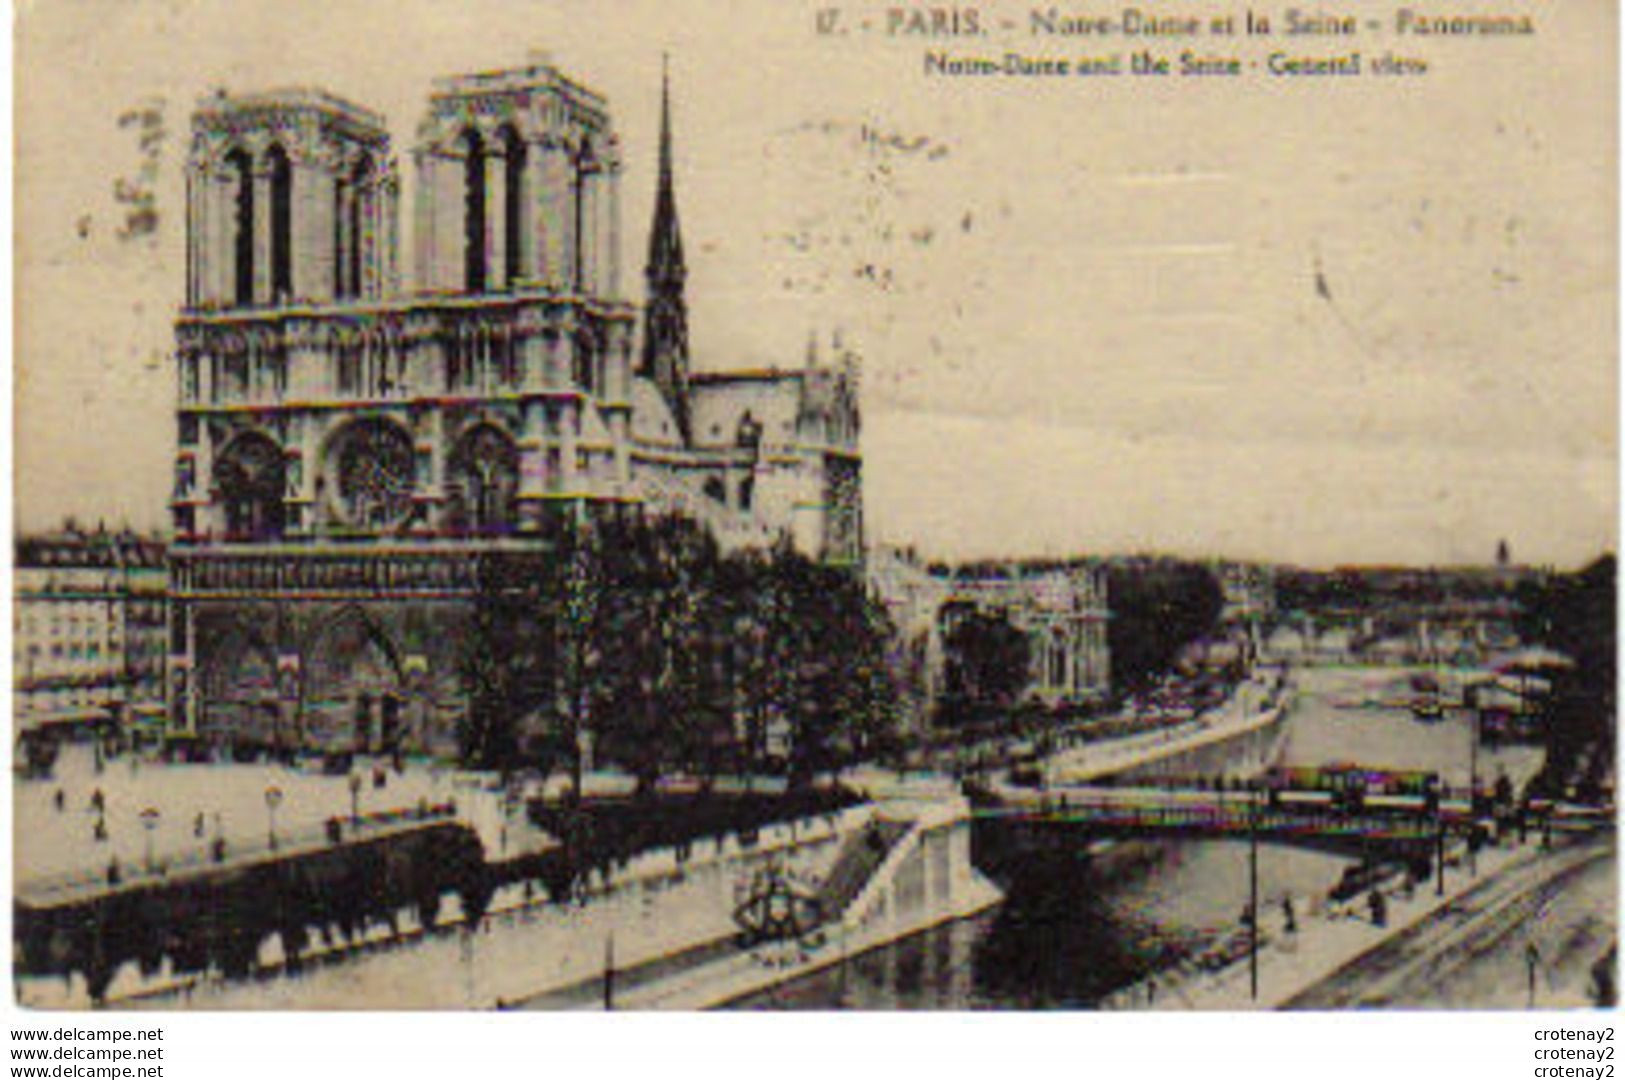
167,59,863,753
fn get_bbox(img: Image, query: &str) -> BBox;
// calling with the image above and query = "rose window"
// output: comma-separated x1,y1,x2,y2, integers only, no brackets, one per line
330,419,416,529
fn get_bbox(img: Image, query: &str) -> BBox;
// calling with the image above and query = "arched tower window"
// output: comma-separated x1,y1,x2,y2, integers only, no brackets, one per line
226,148,254,307
214,432,286,541
446,424,518,535
572,154,588,291
500,126,525,286
333,172,348,298
349,153,372,299
462,129,487,293
1049,628,1067,689
268,145,293,302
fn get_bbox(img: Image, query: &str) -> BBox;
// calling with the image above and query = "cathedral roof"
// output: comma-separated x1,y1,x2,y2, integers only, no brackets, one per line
630,375,686,448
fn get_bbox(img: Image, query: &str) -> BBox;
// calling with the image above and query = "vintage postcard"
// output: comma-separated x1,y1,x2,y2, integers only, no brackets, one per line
11,0,1616,1016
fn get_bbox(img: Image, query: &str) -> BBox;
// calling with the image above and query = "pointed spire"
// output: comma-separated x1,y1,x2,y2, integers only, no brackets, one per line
660,53,672,166
642,54,692,443
647,53,685,281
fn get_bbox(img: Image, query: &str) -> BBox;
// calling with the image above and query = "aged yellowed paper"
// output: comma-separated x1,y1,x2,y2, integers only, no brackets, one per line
11,0,1616,1019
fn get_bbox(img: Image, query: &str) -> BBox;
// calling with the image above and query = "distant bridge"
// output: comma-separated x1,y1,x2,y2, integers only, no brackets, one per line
972,784,1487,850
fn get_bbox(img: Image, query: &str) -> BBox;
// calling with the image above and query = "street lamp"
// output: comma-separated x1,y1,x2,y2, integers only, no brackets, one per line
1468,705,1480,877
1435,814,1447,897
264,785,284,851
139,806,160,872
349,772,363,829
1248,780,1260,1003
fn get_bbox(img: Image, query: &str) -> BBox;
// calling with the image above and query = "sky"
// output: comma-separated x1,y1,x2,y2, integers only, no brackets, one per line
13,0,1618,568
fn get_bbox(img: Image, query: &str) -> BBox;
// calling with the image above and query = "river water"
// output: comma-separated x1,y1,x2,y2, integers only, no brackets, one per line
728,665,1545,1009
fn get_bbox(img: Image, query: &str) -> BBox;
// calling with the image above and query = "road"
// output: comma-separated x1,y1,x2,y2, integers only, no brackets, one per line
14,742,458,887
1284,831,1616,1009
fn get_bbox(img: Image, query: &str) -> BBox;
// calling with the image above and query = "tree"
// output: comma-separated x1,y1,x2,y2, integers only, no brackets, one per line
458,510,900,791
587,513,729,792
1106,561,1224,694
457,551,567,772
1515,555,1615,799
715,547,780,775
940,606,1031,725
763,545,898,785
826,575,903,765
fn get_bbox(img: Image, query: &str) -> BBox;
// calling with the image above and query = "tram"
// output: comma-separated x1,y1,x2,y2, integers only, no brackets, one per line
1264,763,1440,813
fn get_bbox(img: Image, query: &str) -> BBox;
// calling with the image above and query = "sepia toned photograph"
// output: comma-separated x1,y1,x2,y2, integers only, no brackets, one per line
10,0,1616,1016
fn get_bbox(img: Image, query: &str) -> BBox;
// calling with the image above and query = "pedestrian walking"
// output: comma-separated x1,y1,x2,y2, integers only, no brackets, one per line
1526,941,1542,1006
53,788,65,812
194,812,205,838
1367,889,1387,928
1282,895,1297,934
1590,945,1617,1008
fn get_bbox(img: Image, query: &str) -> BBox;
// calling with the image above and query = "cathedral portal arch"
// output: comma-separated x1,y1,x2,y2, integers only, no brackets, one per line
199,616,280,747
303,604,408,753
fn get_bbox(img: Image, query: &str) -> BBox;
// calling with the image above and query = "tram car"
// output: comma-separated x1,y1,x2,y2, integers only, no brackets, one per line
1264,764,1439,814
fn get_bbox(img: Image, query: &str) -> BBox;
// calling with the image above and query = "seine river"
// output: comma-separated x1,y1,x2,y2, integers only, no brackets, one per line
727,666,1544,1009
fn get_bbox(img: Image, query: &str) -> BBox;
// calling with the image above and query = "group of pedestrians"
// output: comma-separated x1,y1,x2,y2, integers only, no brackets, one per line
45,780,234,881
51,785,112,842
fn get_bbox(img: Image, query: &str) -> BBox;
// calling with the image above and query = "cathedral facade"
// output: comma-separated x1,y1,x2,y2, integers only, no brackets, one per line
167,60,862,754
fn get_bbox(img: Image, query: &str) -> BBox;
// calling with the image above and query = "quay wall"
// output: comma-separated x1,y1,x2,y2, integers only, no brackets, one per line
21,798,998,1010
15,817,487,1006
572,794,1003,1010
1103,706,1289,785
1045,681,1293,788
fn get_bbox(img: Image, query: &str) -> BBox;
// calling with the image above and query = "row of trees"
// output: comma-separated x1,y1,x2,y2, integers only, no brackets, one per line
457,513,898,790
1514,555,1615,800
460,525,1231,767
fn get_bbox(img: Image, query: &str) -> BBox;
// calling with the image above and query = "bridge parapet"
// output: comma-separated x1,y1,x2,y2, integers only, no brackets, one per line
977,782,1487,849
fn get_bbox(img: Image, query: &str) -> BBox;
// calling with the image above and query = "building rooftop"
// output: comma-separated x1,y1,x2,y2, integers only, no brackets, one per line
688,367,804,386
16,529,168,570
194,87,389,139
429,60,607,110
